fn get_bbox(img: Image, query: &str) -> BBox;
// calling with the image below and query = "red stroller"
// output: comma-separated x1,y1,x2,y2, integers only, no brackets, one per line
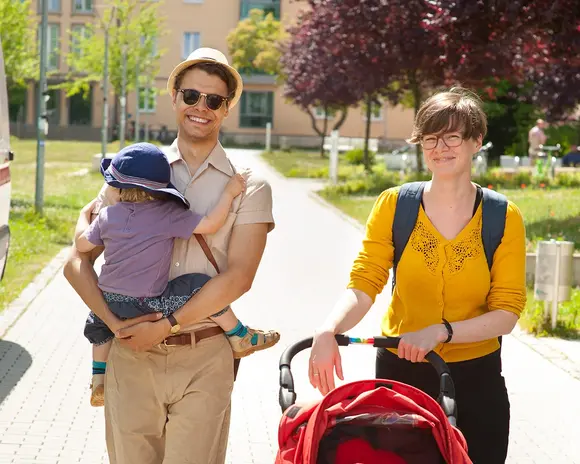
276,335,472,464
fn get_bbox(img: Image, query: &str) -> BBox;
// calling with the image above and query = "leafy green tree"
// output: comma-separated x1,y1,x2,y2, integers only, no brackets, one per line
0,0,37,84
58,0,165,102
227,8,287,76
0,0,38,120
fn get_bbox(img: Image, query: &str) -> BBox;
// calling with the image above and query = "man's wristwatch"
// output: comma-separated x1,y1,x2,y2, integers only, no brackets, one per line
166,314,181,334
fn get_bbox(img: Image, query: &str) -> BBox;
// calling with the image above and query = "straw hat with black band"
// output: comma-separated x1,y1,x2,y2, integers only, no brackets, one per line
167,48,244,109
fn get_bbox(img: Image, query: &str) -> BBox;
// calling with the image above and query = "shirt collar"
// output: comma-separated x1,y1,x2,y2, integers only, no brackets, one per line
167,138,234,177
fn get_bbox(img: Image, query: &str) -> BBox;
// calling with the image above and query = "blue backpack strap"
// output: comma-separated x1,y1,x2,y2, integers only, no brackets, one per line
392,182,425,293
481,187,508,271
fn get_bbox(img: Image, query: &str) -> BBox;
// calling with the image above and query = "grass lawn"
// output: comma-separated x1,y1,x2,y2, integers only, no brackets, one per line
261,150,329,177
0,137,117,312
261,150,370,180
520,287,580,339
319,188,580,252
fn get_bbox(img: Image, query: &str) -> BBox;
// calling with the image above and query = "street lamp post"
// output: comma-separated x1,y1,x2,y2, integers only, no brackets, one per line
35,0,49,215
119,45,128,148
97,6,116,159
135,57,140,143
101,27,110,159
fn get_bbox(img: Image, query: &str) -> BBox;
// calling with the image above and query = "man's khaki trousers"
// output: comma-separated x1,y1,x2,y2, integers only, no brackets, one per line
104,334,234,464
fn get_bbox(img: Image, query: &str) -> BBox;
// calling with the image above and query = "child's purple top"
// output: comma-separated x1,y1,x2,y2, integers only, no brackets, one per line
85,200,203,297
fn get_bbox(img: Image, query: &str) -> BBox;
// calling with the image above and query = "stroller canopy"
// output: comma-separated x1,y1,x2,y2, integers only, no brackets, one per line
276,379,471,464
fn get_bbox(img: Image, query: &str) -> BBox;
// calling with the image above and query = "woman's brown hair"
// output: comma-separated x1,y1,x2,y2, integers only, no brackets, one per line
408,87,487,144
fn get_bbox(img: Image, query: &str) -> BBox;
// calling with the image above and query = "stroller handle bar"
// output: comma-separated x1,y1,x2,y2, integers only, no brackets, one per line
278,335,458,426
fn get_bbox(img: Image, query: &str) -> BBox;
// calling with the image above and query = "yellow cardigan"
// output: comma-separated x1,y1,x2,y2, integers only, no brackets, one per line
348,187,527,362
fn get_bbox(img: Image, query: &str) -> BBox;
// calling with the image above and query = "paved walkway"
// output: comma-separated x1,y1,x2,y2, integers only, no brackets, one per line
0,149,579,463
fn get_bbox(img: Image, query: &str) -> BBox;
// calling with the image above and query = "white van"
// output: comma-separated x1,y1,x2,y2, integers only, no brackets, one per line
0,39,13,280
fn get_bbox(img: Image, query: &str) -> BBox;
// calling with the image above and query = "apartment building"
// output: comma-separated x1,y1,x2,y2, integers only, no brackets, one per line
16,0,415,148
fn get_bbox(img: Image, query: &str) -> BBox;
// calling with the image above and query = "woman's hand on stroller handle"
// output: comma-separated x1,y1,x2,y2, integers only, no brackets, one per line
397,324,449,363
309,329,344,395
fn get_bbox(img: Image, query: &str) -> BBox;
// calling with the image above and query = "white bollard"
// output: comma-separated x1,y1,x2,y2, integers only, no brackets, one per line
534,240,575,329
329,130,339,185
265,122,272,152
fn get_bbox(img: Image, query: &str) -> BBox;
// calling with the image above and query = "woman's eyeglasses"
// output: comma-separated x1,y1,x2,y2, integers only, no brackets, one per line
177,89,229,111
421,134,464,150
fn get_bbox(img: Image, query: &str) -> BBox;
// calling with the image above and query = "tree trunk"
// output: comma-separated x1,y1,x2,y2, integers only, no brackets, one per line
306,105,327,158
363,94,373,173
319,104,329,158
409,72,423,173
332,106,348,131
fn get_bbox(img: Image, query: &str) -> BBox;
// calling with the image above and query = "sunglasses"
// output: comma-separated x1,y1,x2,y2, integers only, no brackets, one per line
177,89,229,111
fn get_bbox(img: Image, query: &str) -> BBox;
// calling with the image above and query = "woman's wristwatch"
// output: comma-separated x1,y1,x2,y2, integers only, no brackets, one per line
441,318,453,343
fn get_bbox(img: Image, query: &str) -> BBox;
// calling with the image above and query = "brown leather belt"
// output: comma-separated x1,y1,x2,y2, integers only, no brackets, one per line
162,326,224,347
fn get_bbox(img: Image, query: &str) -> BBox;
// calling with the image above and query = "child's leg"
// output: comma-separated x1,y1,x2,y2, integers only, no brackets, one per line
90,341,111,407
210,305,280,359
158,273,280,358
209,305,239,332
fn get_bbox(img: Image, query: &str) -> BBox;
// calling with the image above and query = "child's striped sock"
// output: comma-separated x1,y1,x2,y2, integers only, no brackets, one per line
92,361,107,375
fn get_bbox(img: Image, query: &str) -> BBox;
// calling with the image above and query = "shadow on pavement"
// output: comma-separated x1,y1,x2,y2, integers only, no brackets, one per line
0,339,32,405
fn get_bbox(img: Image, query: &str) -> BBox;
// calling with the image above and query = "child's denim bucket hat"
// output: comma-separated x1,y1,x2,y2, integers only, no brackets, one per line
100,142,189,208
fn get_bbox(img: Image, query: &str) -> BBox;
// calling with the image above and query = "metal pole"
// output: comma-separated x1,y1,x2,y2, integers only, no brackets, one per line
134,59,140,143
265,122,271,152
329,130,339,185
551,242,561,330
35,0,49,215
144,77,151,142
101,27,110,159
119,45,127,148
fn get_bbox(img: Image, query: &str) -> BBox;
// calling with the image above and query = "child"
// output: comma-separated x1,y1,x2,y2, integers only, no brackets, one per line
75,143,280,407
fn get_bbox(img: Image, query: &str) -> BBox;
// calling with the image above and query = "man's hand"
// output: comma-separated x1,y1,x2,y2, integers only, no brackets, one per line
108,312,162,335
116,317,171,352
82,198,98,218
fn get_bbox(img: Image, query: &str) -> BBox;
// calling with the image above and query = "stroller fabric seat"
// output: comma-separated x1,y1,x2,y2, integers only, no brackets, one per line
276,379,471,464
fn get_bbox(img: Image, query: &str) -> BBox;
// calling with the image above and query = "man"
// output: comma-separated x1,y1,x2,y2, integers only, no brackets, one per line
63,48,275,463
528,118,547,165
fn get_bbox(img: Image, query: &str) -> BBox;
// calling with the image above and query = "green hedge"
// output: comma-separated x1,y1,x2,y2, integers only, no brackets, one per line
321,168,580,197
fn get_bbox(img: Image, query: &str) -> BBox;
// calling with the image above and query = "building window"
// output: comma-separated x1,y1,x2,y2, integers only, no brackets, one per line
240,91,273,128
139,88,156,113
39,0,61,13
73,0,93,13
363,101,383,122
313,106,337,120
71,25,90,57
182,32,200,59
240,0,280,19
39,24,60,70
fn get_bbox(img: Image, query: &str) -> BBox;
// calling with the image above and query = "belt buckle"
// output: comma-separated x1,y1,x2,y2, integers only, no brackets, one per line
163,336,178,347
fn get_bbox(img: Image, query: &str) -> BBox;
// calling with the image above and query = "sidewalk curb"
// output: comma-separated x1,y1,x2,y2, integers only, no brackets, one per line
0,246,71,339
307,190,366,233
511,328,580,381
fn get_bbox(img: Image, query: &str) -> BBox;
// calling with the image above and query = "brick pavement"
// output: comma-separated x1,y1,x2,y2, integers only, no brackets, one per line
0,148,578,463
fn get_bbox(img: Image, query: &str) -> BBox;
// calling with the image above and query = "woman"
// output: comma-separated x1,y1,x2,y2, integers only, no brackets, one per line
308,87,526,464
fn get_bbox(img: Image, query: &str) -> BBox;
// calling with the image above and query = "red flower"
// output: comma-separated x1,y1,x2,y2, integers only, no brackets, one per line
487,184,493,189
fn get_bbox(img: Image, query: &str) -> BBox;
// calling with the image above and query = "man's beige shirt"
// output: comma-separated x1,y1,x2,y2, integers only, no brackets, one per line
96,140,275,330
